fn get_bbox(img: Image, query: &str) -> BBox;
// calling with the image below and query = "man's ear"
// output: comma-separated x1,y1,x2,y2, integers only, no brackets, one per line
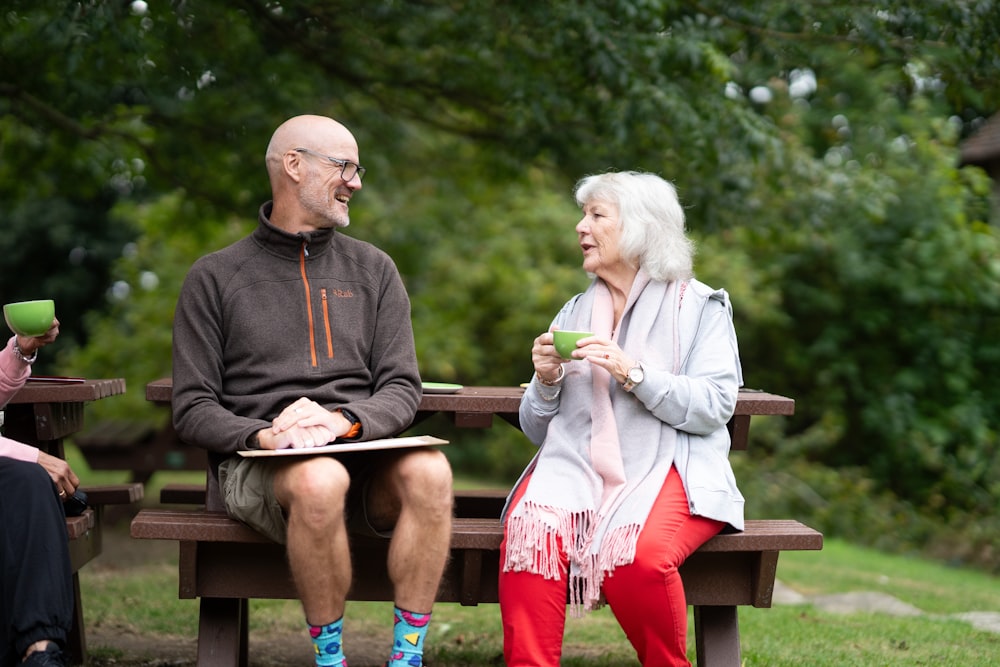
283,150,304,183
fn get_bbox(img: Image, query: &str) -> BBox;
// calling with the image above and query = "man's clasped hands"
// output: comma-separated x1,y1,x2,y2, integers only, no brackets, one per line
257,397,357,450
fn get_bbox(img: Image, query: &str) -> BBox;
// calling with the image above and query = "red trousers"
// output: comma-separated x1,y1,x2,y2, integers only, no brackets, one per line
499,467,724,667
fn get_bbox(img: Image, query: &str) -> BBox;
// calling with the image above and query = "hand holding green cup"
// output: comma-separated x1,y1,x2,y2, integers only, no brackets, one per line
3,300,56,337
552,330,593,360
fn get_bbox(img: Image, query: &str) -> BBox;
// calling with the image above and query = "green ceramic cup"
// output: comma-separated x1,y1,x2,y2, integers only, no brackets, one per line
552,330,593,359
3,300,55,337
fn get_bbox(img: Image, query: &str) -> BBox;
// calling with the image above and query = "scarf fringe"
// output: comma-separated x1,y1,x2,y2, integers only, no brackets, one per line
503,502,642,615
503,501,591,580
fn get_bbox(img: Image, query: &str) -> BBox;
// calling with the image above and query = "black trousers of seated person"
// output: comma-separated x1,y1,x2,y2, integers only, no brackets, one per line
0,458,73,667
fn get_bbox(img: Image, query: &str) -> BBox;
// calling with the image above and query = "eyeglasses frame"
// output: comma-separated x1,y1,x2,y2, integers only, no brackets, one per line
293,147,366,183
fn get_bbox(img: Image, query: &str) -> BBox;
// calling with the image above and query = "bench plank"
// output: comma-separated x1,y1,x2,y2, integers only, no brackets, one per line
83,483,145,506
131,509,821,607
133,510,821,553
65,511,95,541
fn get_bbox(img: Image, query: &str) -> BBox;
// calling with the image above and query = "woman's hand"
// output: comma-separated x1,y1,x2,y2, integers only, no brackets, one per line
36,450,79,500
534,328,637,385
15,318,60,357
531,327,566,384
571,335,635,385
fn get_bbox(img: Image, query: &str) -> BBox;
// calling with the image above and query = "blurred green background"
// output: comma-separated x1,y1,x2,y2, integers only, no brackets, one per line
2,1,999,573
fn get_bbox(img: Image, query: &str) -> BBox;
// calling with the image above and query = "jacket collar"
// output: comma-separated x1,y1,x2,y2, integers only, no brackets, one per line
253,200,336,259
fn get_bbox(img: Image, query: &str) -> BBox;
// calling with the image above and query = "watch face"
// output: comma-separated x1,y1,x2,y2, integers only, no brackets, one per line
628,367,644,383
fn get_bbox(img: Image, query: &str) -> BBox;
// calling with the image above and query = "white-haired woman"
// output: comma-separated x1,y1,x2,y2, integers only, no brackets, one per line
500,171,744,667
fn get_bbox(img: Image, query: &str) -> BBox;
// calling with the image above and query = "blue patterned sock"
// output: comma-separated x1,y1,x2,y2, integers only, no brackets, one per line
308,617,348,667
386,607,432,667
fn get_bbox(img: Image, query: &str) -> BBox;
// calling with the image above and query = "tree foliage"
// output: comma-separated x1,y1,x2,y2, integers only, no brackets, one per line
3,1,1000,559
732,115,1000,516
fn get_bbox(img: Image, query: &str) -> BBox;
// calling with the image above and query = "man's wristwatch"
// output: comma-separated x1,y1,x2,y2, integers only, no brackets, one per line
623,363,644,392
338,408,362,439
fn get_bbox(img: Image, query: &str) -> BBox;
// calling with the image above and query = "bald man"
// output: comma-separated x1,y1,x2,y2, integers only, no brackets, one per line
171,115,453,667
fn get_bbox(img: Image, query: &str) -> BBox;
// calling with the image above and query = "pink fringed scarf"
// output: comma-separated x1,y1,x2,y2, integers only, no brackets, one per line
504,273,685,613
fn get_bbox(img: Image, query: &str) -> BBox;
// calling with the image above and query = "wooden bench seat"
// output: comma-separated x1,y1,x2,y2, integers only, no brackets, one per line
131,500,821,666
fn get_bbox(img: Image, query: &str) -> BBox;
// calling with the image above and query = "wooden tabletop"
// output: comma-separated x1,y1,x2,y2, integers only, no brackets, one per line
145,377,793,416
4,378,127,447
10,377,127,404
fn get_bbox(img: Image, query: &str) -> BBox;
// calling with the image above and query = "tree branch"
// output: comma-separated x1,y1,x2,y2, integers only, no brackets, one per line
0,83,102,139
687,1,946,50
0,82,147,145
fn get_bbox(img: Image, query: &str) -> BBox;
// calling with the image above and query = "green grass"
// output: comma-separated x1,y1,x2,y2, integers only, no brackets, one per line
82,550,1000,666
81,530,1000,666
73,452,1000,666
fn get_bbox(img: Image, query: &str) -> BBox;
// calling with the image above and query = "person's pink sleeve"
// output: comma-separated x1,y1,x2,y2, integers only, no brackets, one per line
1,335,36,461
0,336,30,405
0,436,39,463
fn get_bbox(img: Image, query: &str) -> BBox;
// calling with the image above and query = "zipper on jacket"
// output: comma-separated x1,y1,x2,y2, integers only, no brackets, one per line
320,289,334,359
299,244,318,367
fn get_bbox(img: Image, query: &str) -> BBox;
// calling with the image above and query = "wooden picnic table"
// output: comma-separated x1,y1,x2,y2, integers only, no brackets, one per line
144,377,793,516
145,377,793,446
3,377,143,665
136,376,813,667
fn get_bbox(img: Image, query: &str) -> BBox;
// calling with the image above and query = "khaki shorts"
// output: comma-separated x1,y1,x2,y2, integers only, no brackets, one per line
218,452,392,544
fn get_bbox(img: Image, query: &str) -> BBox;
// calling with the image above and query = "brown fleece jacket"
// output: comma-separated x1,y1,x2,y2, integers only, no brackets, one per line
171,201,421,460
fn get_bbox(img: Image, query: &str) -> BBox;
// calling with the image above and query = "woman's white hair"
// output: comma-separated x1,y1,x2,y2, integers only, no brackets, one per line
575,171,694,282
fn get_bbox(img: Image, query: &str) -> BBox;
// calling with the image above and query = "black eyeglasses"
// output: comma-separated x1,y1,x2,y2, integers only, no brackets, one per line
294,147,366,182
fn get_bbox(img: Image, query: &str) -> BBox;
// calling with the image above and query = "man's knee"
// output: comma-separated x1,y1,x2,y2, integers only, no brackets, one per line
372,449,453,521
276,457,350,516
398,449,453,501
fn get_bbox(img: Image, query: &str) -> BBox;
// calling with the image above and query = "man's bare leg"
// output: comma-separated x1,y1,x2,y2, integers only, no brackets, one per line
368,448,452,665
273,456,353,623
368,448,454,609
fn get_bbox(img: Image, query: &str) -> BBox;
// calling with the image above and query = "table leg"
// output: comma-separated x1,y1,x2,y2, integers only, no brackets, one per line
196,597,248,667
693,605,741,666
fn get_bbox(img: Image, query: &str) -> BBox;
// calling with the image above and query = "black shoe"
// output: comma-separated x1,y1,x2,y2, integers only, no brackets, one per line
22,643,66,667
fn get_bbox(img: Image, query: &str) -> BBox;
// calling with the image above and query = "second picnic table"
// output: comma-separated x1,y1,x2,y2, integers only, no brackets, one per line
4,377,143,665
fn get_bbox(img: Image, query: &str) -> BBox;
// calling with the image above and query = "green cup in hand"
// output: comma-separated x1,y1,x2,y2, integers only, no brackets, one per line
552,330,592,360
3,300,55,337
